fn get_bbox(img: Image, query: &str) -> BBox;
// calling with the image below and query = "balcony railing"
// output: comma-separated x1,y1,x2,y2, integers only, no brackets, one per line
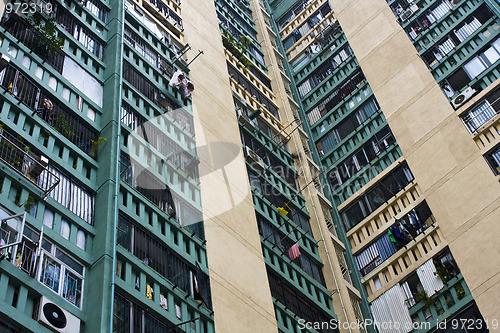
409,273,473,330
0,131,60,196
1,13,65,73
0,64,99,155
462,99,500,134
147,0,182,30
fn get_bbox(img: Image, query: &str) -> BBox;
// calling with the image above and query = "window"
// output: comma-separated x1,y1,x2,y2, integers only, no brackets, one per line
485,144,500,175
62,56,103,108
60,219,70,239
267,270,333,325
82,0,109,23
444,37,500,94
461,87,500,133
326,126,395,188
306,70,366,125
43,166,95,225
117,216,212,309
341,162,414,230
113,293,205,333
355,201,433,276
38,241,84,307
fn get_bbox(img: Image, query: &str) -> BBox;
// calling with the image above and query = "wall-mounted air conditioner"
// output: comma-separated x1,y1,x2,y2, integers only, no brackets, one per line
452,87,476,109
237,109,255,128
0,54,10,72
244,146,265,171
34,296,80,333
28,155,49,178
400,4,418,21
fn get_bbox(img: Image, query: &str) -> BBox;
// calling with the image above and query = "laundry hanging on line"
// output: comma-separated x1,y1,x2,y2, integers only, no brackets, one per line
288,243,301,260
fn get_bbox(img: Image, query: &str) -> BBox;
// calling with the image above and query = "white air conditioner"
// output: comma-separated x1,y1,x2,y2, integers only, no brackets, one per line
244,146,265,171
308,43,321,54
34,296,80,333
28,155,49,178
400,6,417,21
0,54,10,72
237,109,255,128
452,87,476,109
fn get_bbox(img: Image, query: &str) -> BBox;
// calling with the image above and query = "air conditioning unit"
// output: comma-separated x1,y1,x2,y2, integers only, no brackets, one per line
237,109,255,128
400,6,417,21
28,155,49,178
0,54,10,72
244,146,265,171
307,43,321,55
34,296,80,333
452,87,476,109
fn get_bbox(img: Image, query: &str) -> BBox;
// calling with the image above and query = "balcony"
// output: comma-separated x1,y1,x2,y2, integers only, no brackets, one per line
461,97,500,133
1,13,65,73
409,273,473,331
0,64,99,158
0,130,59,197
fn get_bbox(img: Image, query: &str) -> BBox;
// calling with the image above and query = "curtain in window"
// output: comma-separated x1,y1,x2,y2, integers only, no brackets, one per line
430,1,452,21
355,242,379,272
375,233,398,261
43,166,94,224
298,79,312,97
416,259,444,297
370,284,413,333
438,37,456,55
454,17,481,42
319,130,339,154
464,56,487,79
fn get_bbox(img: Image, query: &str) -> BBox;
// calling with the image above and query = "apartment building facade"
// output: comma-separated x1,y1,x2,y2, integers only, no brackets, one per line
0,0,498,332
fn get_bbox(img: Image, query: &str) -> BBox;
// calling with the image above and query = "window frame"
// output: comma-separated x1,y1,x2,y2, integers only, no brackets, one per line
37,243,85,308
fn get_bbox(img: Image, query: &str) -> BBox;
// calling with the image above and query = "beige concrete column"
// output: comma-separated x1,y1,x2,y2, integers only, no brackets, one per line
182,1,278,332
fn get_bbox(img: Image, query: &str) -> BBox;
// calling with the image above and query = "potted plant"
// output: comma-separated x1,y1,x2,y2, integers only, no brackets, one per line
27,13,64,59
89,137,106,159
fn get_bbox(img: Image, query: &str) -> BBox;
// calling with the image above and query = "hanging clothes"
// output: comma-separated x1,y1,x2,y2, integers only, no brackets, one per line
388,227,401,248
288,243,301,260
169,70,194,99
398,223,413,241
160,294,168,310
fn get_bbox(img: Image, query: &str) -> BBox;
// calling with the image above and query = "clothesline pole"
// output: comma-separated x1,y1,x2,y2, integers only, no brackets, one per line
254,118,301,154
171,44,191,66
180,50,204,72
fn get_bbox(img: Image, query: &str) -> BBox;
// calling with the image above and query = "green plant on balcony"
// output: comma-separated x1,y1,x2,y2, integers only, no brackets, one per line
89,137,106,159
24,195,34,213
221,30,253,68
415,289,435,307
27,13,64,58
14,192,21,206
54,115,75,140
434,259,452,284
455,284,467,300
